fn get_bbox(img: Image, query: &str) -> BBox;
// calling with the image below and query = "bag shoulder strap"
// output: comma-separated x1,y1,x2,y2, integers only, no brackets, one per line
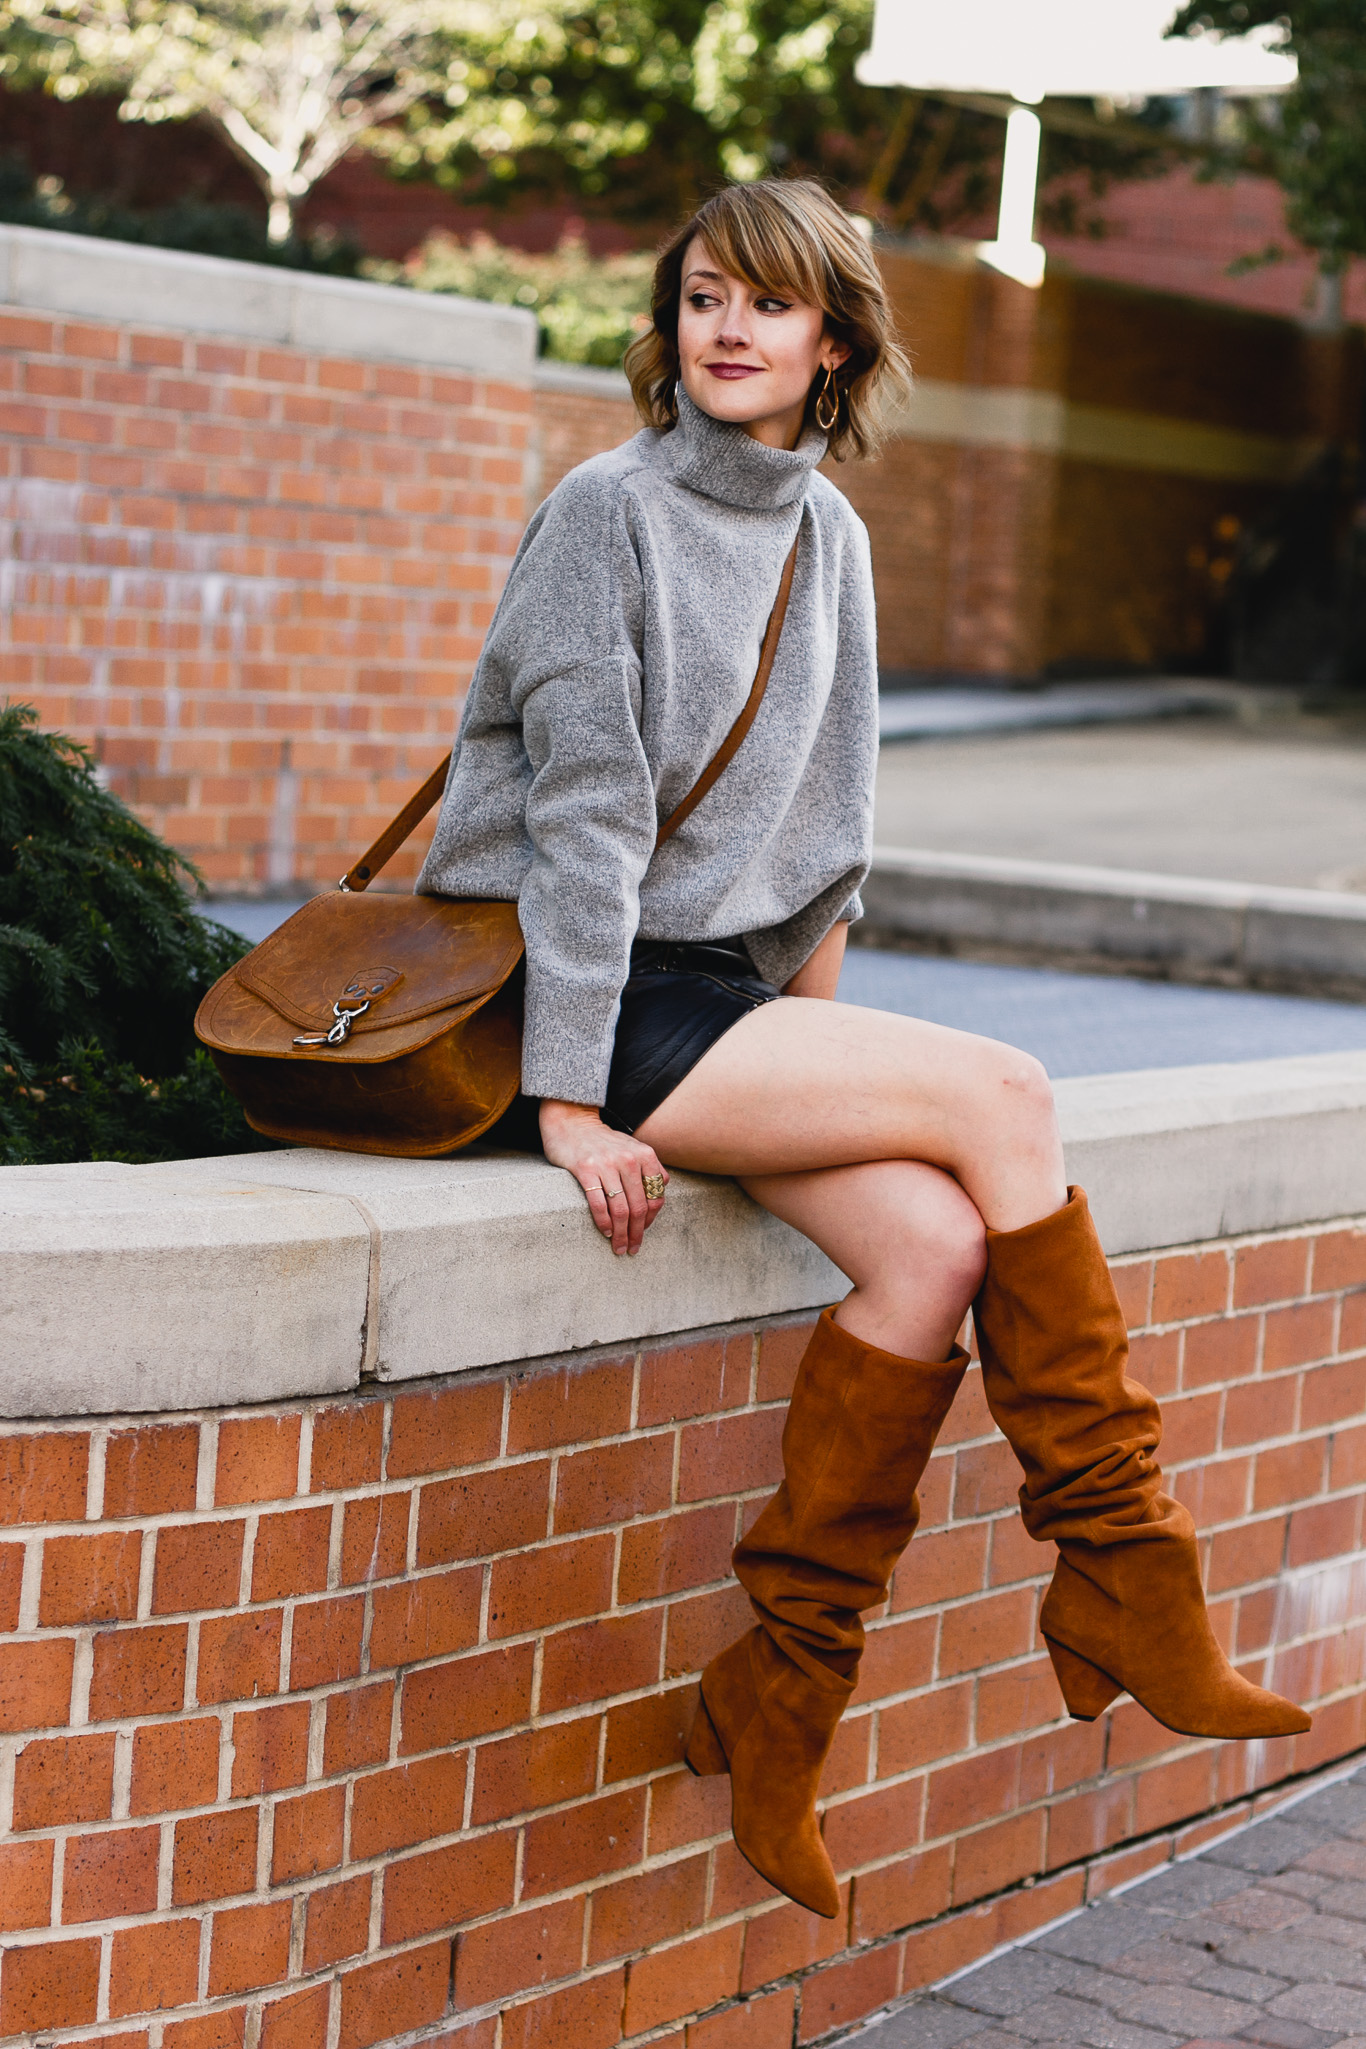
340,527,801,892
341,753,454,892
653,529,799,852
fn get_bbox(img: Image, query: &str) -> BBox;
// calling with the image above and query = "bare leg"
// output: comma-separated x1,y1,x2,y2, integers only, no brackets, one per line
638,998,1066,1233
740,1159,986,1360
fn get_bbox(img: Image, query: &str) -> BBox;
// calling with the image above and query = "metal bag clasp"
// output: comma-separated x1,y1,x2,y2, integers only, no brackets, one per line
293,999,370,1049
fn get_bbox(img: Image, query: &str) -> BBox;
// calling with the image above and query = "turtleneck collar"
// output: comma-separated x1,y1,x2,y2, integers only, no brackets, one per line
654,387,826,512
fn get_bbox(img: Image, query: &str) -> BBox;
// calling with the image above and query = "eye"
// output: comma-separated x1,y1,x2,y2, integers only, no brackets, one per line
688,290,721,310
755,296,792,314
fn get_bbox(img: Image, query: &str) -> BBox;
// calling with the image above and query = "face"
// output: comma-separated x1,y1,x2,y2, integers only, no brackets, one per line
675,235,851,452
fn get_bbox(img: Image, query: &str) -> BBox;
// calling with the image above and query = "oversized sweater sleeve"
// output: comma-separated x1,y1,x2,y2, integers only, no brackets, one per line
504,473,657,1105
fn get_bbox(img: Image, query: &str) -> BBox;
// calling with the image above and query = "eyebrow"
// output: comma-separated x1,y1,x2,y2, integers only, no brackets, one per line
683,267,789,296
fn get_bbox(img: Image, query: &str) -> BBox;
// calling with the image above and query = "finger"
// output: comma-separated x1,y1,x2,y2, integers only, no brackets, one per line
640,1151,669,1211
620,1164,649,1255
578,1176,614,1240
638,1152,668,1234
603,1181,630,1255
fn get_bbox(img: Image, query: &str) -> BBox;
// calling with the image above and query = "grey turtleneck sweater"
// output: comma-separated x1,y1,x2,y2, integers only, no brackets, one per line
417,391,879,1106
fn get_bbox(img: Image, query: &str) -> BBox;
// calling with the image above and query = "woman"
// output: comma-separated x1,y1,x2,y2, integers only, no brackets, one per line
419,178,1309,1920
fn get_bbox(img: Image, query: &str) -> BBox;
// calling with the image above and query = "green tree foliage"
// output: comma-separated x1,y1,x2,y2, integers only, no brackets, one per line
1169,1,1366,269
0,702,272,1163
0,0,1179,242
0,0,567,240
373,0,1175,233
0,1040,273,1165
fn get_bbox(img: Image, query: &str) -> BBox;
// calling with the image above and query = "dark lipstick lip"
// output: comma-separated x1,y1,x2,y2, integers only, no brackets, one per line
705,363,763,379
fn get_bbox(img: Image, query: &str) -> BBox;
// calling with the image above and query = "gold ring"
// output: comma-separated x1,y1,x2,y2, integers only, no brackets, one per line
643,1174,666,1201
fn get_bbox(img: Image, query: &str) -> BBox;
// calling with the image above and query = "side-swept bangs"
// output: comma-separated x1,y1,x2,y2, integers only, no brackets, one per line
623,178,910,461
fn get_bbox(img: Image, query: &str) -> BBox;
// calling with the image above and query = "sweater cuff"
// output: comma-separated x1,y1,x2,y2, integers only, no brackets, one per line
519,965,621,1107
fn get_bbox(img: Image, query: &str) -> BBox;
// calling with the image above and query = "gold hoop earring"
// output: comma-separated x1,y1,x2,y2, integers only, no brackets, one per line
814,365,839,433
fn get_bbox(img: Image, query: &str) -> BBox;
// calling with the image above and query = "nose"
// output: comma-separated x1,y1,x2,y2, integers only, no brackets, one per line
715,302,751,349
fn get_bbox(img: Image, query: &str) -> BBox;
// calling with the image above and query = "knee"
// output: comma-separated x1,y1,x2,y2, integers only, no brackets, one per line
897,1173,988,1303
991,1048,1056,1139
934,1183,989,1302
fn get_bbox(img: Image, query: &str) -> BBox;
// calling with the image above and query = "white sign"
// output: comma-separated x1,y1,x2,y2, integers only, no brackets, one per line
857,0,1298,105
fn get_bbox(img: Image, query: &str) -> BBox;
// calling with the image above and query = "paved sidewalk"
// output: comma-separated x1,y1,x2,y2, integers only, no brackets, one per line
836,950,1366,1077
874,710,1366,891
853,1763,1366,2049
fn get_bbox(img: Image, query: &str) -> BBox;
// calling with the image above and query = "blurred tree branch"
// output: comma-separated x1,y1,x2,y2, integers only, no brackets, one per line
0,0,1193,242
0,0,573,238
1168,1,1366,271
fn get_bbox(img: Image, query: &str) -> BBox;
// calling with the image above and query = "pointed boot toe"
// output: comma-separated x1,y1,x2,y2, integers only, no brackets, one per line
700,1629,844,1918
1188,1678,1311,1742
1044,1549,1312,1742
727,1674,841,1918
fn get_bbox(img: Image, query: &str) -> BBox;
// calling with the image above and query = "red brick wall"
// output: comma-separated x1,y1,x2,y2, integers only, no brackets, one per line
1,1216,1362,2048
533,384,637,506
0,307,530,893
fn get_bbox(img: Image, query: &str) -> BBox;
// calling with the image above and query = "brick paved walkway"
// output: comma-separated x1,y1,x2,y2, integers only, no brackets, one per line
854,1762,1366,2049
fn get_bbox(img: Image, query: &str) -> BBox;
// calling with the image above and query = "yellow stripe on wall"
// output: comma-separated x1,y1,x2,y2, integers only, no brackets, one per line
888,378,1323,484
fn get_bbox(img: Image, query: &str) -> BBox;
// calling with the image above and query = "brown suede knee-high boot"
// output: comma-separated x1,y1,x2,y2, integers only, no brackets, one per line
684,1309,967,1916
973,1188,1310,1740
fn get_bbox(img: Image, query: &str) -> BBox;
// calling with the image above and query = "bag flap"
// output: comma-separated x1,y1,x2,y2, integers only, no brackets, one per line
231,893,523,1034
196,966,495,1061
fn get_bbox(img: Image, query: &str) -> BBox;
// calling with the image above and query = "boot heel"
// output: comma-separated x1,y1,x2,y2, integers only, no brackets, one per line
1046,1636,1123,1721
684,1696,728,1777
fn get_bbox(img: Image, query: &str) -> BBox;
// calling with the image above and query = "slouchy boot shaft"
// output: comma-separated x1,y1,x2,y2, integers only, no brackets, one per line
688,1309,967,1916
973,1189,1309,1741
734,1308,969,1681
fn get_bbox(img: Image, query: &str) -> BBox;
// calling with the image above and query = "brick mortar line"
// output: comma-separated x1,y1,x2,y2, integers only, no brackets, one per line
0,1315,816,1438
0,1350,1352,1478
16,1612,1326,1837
19,1675,1366,1956
2,348,534,406
5,1388,1355,1539
29,1728,1351,2049
884,1738,1366,2034
4,1547,1354,1693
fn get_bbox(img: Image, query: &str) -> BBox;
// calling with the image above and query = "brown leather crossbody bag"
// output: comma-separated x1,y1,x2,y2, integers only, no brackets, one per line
195,535,799,1157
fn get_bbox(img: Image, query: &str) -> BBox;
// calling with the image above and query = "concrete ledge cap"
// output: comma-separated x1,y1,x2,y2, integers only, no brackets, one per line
0,223,538,376
1056,1049,1366,1255
866,846,1366,988
0,1163,369,1418
5,1049,1366,1417
872,846,1366,918
532,360,633,399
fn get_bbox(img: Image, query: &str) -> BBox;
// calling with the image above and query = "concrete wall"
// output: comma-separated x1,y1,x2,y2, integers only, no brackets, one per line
1,1055,1365,2048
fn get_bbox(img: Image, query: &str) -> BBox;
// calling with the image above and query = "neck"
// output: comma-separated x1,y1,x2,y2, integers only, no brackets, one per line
742,397,810,453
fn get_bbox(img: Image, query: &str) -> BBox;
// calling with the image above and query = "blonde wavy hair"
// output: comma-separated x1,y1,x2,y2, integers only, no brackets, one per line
623,179,910,462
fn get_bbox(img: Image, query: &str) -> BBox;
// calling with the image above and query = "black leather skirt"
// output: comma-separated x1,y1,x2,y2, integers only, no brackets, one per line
486,937,779,1151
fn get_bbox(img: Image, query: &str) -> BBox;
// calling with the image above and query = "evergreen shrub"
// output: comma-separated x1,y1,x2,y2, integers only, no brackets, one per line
0,703,275,1165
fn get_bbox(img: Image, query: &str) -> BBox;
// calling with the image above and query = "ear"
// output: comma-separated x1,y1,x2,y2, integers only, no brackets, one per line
820,335,852,372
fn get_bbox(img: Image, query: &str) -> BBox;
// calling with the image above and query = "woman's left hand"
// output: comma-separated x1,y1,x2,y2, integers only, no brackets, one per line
539,1100,670,1256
